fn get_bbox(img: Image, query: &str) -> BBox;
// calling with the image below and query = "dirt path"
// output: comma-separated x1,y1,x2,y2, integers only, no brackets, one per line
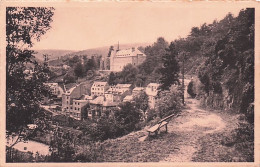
100,80,239,162
160,97,227,162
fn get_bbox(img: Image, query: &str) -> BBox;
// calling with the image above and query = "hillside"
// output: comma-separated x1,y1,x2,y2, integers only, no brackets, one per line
33,49,76,61
33,42,151,62
64,42,151,58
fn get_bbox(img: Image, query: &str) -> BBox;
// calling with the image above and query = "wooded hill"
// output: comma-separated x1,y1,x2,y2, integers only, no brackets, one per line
180,8,254,123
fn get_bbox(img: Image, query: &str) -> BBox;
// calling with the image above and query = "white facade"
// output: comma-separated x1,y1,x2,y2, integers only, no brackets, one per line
71,99,89,120
91,82,109,97
44,83,64,97
145,83,160,109
115,84,131,94
110,47,146,72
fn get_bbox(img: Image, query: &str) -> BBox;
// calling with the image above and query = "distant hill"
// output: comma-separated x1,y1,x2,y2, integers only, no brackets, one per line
64,42,151,59
33,50,77,62
33,42,151,62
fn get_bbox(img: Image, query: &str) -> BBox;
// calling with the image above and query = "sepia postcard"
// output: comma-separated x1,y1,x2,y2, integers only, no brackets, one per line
0,1,259,167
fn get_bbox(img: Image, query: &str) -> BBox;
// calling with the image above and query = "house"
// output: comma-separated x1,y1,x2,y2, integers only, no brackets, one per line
115,84,132,94
91,81,109,97
70,95,92,120
62,83,88,113
104,84,131,103
44,83,64,98
145,83,160,109
102,101,118,117
88,96,118,119
88,96,105,118
132,87,145,97
110,47,146,72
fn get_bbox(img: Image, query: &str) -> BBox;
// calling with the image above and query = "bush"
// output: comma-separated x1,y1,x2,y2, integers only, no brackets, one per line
155,85,182,118
187,80,197,98
63,74,76,84
146,109,157,122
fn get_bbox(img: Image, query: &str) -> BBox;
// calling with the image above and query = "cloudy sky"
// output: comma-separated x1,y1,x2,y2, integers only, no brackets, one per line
32,3,243,51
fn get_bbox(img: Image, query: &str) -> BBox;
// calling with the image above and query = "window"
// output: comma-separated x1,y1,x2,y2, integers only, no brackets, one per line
75,107,76,110
67,96,69,99
67,107,68,109
78,108,80,111
78,103,80,105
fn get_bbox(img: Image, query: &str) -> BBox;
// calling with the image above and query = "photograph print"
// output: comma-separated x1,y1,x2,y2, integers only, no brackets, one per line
4,2,256,163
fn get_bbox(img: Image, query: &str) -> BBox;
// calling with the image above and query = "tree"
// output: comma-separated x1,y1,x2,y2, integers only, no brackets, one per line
49,129,76,162
108,46,114,57
114,102,142,134
155,85,182,118
120,64,138,84
74,63,84,78
6,7,55,146
108,72,116,85
187,80,196,98
159,42,180,90
132,91,149,120
68,55,81,67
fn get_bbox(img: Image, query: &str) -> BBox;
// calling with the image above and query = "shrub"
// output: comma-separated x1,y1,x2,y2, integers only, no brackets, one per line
187,80,197,98
155,85,182,118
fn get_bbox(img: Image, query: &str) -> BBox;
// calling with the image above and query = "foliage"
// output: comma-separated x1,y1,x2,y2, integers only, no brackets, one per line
67,55,81,67
120,64,139,84
159,42,180,90
109,64,139,86
174,9,254,124
108,45,114,57
132,91,149,119
108,72,116,85
49,128,77,162
74,62,84,78
187,80,197,98
63,73,76,84
6,7,55,134
155,85,182,118
114,102,142,134
137,37,169,85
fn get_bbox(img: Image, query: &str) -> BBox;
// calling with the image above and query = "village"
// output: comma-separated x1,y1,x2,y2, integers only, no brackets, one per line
42,46,160,121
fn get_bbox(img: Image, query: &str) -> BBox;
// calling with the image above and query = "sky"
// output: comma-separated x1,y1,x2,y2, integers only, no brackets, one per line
32,3,243,51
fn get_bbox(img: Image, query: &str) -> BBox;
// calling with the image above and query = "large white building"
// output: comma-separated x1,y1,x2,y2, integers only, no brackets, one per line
110,47,146,72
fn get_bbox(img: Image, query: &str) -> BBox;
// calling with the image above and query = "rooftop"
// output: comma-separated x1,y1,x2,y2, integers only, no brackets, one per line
92,81,108,87
116,84,132,88
147,83,160,87
123,95,133,101
90,96,104,105
133,87,145,91
115,48,146,57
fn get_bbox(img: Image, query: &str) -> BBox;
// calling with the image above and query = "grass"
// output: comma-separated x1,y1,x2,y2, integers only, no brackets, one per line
98,131,182,162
